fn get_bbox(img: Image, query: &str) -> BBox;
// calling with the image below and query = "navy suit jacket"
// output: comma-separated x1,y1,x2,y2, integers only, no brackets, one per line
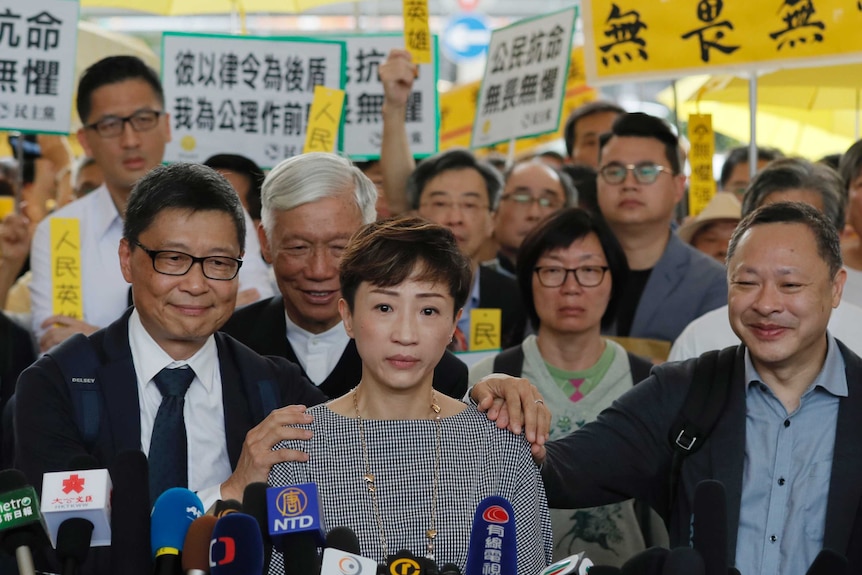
222,296,469,400
14,310,326,488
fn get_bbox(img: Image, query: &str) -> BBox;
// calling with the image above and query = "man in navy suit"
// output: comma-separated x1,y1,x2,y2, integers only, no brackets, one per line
15,162,325,506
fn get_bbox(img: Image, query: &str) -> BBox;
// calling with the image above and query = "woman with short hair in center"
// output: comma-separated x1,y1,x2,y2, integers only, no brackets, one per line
268,216,552,573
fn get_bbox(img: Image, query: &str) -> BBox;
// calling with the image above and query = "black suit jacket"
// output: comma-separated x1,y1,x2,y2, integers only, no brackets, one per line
222,296,468,400
478,266,526,350
14,309,326,488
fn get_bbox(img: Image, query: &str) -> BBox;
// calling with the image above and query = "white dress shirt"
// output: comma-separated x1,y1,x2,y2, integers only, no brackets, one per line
128,309,231,509
30,184,275,339
284,312,350,385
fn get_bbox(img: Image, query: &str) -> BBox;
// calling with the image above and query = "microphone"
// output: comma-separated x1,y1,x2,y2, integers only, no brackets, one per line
55,519,94,575
439,564,461,575
110,450,152,575
321,527,377,575
620,547,669,575
464,497,516,575
387,550,427,575
805,549,848,575
662,547,705,575
266,483,325,575
209,513,264,575
0,469,50,575
692,480,728,575
727,569,741,575
151,488,204,575
40,466,112,548
586,568,622,575
535,552,593,575
213,499,242,518
182,515,218,575
242,483,273,574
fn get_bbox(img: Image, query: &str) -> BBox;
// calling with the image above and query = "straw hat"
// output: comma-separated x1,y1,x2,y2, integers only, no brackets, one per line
678,192,742,244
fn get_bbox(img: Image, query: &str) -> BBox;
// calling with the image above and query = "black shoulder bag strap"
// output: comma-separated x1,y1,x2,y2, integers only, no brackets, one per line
491,344,525,377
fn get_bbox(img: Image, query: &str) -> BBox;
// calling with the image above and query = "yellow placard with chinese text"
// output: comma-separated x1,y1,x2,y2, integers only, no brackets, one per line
50,218,83,320
440,47,597,153
303,86,345,154
687,114,717,216
403,0,432,64
584,0,862,84
0,197,14,221
469,308,502,351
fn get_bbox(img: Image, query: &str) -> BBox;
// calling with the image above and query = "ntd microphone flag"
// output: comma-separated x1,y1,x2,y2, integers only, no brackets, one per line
41,469,112,547
464,496,516,575
266,483,325,548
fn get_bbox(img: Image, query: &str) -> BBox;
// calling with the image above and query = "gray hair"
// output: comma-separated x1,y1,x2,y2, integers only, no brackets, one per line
261,153,377,238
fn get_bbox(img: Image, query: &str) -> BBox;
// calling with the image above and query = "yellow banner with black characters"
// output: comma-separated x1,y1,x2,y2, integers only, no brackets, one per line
687,114,716,216
584,0,862,84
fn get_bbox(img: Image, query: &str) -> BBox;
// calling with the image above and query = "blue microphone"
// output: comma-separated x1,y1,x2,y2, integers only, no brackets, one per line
209,513,264,575
150,488,204,575
464,497,516,575
266,483,324,575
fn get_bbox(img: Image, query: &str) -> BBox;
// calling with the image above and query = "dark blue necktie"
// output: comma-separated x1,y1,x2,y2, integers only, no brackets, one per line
148,366,195,503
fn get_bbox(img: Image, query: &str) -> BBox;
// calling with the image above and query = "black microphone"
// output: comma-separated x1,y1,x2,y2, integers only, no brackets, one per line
439,564,461,575
0,469,50,575
110,450,152,575
727,569,741,575
662,547,705,575
692,480,728,575
321,527,377,575
325,526,360,554
213,499,243,518
56,519,94,575
242,483,273,574
620,547,669,575
588,568,623,575
805,549,848,575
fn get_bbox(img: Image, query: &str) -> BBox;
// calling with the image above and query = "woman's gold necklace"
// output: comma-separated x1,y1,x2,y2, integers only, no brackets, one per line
354,386,442,560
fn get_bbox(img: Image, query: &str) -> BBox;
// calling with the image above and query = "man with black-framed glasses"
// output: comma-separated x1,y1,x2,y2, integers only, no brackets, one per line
597,112,726,350
29,56,273,353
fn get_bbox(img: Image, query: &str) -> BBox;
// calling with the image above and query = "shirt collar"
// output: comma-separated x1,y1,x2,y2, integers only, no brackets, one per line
128,308,218,392
91,184,124,241
744,331,848,398
284,310,350,346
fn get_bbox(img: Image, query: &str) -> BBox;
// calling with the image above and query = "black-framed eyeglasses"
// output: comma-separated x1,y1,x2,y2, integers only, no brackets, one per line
134,241,242,281
85,110,163,138
598,162,674,185
534,265,609,288
500,193,563,210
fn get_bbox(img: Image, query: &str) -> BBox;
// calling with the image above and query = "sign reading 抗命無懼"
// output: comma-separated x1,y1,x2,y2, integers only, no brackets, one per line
470,6,577,149
161,32,345,169
0,0,79,135
584,0,862,84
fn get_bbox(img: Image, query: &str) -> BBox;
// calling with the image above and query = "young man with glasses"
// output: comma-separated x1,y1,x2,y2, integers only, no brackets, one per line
596,112,726,346
28,56,273,352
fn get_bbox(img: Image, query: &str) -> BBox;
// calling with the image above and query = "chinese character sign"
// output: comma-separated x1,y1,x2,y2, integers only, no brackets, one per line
469,308,501,351
339,34,438,160
50,218,83,320
303,86,345,153
584,0,862,84
162,33,346,169
403,0,432,64
687,114,717,216
471,6,577,148
0,0,78,134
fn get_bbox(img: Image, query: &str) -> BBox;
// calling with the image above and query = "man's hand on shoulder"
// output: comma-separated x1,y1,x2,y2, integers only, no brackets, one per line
39,315,99,352
471,373,550,447
220,405,314,502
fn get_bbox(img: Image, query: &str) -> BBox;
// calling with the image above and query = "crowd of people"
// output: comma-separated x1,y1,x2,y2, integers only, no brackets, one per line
1,45,862,575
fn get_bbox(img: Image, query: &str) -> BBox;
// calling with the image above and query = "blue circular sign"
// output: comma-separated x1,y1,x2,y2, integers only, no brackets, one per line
442,14,491,62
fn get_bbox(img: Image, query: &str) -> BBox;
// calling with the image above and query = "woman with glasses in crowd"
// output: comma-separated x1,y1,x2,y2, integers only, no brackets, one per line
469,207,664,567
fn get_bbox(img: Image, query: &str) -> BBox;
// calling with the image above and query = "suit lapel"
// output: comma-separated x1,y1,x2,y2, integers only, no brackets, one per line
216,334,250,469
630,233,689,335
823,342,862,552
98,312,142,455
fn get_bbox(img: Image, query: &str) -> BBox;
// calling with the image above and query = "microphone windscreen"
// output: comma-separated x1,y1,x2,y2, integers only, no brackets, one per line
662,547,705,575
182,515,218,572
464,497,516,575
0,469,49,553
109,450,151,575
0,468,26,491
150,487,203,557
693,480,728,575
387,550,426,575
56,518,94,564
210,513,264,575
727,569,741,575
67,454,101,470
587,568,623,575
439,564,462,575
242,483,271,544
621,547,669,575
214,499,242,518
326,526,361,555
805,549,848,575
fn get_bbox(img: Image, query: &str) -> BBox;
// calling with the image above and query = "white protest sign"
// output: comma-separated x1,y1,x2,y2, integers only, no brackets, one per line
0,0,79,134
470,6,576,148
337,33,438,160
162,32,346,169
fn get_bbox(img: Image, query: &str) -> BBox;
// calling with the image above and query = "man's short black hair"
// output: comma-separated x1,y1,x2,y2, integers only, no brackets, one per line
719,146,784,190
76,56,164,124
563,101,625,157
406,149,503,210
599,112,681,174
124,163,246,250
203,154,264,221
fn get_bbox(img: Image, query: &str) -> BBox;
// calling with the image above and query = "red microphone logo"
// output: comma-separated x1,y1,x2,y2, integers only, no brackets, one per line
481,505,510,524
208,536,236,567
